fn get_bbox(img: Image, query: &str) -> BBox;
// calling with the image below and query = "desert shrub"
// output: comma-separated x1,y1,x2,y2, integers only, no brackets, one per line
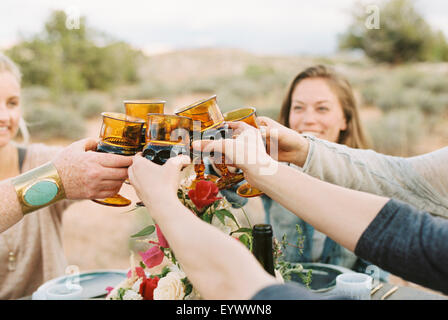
21,86,53,104
244,64,275,78
339,0,448,63
415,74,448,94
6,10,140,94
133,80,171,100
24,104,86,140
359,69,448,116
365,108,425,156
74,91,110,118
257,107,280,120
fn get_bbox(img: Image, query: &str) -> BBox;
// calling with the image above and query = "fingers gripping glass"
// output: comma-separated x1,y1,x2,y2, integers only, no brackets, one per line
143,114,192,165
91,112,145,207
175,95,224,187
135,114,193,207
222,107,264,198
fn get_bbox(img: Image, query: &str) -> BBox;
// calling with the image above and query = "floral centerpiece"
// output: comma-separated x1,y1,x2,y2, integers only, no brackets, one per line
106,166,310,300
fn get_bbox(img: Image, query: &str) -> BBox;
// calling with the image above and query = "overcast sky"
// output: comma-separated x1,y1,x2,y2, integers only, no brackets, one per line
1,0,447,55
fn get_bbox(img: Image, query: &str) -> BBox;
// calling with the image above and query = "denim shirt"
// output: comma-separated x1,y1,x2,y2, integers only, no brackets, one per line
262,194,389,281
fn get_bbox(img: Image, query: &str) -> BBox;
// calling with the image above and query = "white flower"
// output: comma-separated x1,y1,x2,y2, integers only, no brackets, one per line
179,164,196,189
122,290,143,300
153,271,186,300
211,215,240,235
131,278,143,292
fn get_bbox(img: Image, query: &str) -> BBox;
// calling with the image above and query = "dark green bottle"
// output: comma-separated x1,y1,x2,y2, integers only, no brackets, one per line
252,224,275,276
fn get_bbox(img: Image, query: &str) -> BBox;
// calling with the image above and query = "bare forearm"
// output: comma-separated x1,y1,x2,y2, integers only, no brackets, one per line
250,162,389,251
147,200,277,300
0,179,23,233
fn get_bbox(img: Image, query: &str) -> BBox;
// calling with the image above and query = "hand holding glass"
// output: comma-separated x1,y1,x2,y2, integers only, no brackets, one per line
91,112,144,207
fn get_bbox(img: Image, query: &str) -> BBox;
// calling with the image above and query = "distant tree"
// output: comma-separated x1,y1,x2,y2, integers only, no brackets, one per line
6,10,141,93
339,0,448,64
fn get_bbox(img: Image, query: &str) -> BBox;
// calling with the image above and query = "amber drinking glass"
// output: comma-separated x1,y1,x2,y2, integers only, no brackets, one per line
143,114,192,165
124,100,165,150
175,95,225,186
92,112,145,207
222,107,264,197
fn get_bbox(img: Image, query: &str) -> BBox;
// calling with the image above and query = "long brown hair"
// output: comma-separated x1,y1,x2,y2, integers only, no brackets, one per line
279,65,369,149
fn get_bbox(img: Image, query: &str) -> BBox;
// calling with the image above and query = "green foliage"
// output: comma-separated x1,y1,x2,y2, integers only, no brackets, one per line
358,66,448,116
244,64,275,78
181,277,193,299
365,108,425,156
117,288,126,300
130,225,156,238
295,224,305,256
6,10,141,94
73,91,110,118
339,0,448,63
24,104,85,140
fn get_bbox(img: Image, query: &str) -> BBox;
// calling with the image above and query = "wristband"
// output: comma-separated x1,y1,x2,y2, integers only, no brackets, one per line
11,162,66,215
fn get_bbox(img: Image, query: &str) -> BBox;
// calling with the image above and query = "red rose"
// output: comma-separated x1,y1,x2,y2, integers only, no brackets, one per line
188,180,221,210
139,276,159,300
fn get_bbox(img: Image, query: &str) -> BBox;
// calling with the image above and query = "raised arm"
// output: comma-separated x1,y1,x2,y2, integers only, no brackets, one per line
194,123,448,294
128,155,278,300
258,116,448,218
0,138,132,233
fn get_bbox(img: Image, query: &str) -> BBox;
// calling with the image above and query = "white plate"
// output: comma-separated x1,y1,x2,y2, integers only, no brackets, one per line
32,269,127,300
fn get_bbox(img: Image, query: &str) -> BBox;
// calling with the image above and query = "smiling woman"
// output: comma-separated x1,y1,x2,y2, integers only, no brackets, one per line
262,65,389,282
279,65,369,148
0,63,21,148
0,53,136,300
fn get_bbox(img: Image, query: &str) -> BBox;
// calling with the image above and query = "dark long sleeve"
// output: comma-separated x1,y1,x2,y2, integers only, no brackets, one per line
355,199,448,294
251,283,347,300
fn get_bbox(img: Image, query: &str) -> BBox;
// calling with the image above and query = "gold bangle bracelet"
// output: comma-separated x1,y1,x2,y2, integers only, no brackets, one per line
11,162,66,215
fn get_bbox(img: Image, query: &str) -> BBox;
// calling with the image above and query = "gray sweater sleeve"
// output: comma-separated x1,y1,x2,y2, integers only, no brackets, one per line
298,137,448,218
354,199,448,295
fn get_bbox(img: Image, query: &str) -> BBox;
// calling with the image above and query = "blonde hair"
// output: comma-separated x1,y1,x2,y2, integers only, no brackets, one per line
0,52,22,84
0,52,29,144
279,65,369,149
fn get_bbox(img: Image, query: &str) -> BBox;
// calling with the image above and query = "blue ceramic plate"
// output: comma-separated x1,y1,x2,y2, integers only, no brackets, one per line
288,262,354,293
32,270,127,300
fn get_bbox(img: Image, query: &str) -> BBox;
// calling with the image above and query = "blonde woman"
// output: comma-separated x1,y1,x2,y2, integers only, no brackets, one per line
0,53,131,299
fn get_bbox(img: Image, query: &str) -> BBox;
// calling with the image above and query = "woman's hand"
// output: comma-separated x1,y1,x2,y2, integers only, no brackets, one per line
257,116,309,167
52,138,133,200
128,154,191,209
193,122,277,186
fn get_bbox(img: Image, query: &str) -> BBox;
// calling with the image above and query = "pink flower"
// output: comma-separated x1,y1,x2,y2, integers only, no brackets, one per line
105,286,114,295
188,180,221,210
156,224,169,248
139,246,165,268
126,266,147,279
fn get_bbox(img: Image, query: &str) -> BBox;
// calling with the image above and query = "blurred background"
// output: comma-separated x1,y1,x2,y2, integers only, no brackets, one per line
1,0,447,290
